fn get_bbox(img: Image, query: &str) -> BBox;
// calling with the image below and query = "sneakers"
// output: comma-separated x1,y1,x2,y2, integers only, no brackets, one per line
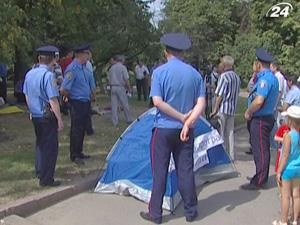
272,220,288,225
139,212,162,224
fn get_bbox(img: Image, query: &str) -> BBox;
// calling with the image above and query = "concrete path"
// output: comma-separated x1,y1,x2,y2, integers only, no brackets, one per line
22,127,280,225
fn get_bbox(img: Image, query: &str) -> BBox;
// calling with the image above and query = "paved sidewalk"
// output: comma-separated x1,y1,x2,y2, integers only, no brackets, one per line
20,127,279,225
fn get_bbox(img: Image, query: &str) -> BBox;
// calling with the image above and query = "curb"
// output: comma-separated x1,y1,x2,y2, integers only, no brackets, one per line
0,171,101,219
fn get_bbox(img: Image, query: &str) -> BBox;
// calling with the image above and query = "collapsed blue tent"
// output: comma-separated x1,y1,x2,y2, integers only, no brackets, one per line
95,108,237,211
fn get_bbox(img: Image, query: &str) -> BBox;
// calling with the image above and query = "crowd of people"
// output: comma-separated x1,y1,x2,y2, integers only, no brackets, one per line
16,31,300,224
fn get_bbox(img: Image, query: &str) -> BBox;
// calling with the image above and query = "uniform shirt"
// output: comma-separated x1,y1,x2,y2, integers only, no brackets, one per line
108,62,129,87
23,64,59,118
248,68,279,117
150,57,205,129
61,59,96,102
215,69,241,116
284,85,300,107
135,64,149,80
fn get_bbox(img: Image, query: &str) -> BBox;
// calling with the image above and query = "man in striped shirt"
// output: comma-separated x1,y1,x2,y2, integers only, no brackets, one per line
210,56,241,161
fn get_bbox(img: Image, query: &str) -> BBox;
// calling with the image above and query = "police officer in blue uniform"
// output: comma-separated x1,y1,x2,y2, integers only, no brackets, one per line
140,33,206,224
241,48,279,190
60,44,96,165
23,45,64,187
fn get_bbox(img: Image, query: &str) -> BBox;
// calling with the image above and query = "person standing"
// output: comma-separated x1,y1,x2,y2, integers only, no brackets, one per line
108,55,133,126
134,59,149,101
140,33,205,223
23,45,63,187
60,44,96,165
0,63,8,103
241,48,279,190
210,56,241,161
278,75,300,112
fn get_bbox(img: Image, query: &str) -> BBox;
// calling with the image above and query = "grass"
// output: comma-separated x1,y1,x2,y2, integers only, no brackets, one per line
0,93,248,206
0,94,149,205
235,96,248,126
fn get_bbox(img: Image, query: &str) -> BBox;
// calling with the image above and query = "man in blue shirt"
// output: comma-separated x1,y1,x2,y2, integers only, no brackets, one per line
61,44,96,165
241,48,279,190
140,33,206,224
23,45,64,187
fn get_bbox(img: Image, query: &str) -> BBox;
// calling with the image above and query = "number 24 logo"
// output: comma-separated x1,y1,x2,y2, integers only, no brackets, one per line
266,2,293,18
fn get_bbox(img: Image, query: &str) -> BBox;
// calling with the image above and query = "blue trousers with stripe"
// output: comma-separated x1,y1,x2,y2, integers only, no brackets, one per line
148,128,198,219
249,116,274,186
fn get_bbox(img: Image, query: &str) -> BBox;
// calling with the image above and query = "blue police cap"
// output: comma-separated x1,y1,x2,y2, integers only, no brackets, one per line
74,44,91,53
36,45,59,56
256,48,273,63
160,33,191,51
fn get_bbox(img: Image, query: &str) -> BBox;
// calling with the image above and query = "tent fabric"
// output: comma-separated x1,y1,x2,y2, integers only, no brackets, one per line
95,108,237,211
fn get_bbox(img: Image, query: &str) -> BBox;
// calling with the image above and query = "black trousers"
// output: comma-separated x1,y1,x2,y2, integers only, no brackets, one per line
136,78,148,101
249,115,274,186
69,99,90,160
0,77,7,103
32,117,58,185
149,128,198,219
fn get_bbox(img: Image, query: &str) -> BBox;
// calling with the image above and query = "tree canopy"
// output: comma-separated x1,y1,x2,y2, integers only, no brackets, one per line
161,0,299,83
0,0,159,81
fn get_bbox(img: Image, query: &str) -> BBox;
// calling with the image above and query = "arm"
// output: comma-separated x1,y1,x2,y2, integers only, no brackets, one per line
152,96,189,123
244,96,265,120
277,134,291,184
274,135,284,144
210,95,222,117
278,102,289,113
180,97,206,142
49,97,64,131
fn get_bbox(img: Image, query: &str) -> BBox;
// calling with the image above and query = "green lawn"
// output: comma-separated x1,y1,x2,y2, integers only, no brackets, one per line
235,96,248,127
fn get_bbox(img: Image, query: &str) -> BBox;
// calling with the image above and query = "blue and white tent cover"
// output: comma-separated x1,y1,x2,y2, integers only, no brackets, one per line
95,108,237,211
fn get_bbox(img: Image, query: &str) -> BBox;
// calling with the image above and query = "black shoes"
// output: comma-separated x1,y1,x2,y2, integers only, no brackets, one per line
79,154,91,159
72,157,85,165
240,183,262,190
140,212,162,224
40,180,61,187
186,213,198,222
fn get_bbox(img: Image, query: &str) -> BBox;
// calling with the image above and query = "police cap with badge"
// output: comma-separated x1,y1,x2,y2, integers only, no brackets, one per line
74,44,91,53
255,48,273,63
160,33,192,51
36,45,59,56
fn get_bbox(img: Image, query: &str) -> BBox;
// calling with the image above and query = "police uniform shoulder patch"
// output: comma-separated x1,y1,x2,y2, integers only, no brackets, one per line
260,80,267,88
66,72,73,80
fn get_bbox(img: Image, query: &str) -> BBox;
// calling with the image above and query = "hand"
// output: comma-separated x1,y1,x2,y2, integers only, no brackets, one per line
244,110,252,121
181,110,192,123
180,124,190,142
62,96,68,103
276,172,282,186
209,110,217,119
57,118,64,131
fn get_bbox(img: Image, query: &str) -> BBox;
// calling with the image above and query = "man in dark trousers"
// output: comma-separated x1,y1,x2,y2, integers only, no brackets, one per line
60,44,96,165
241,48,279,190
140,33,206,223
23,45,64,187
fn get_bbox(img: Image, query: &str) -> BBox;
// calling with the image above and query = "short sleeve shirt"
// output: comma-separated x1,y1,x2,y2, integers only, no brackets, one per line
61,59,95,101
284,85,300,107
248,68,279,117
150,57,205,128
23,64,59,118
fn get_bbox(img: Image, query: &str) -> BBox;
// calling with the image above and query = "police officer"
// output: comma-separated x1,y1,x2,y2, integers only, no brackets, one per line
140,33,206,223
60,44,96,165
241,48,279,190
23,45,64,187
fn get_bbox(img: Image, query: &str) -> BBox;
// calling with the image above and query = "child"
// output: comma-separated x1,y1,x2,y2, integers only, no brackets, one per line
274,120,290,174
273,106,300,225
